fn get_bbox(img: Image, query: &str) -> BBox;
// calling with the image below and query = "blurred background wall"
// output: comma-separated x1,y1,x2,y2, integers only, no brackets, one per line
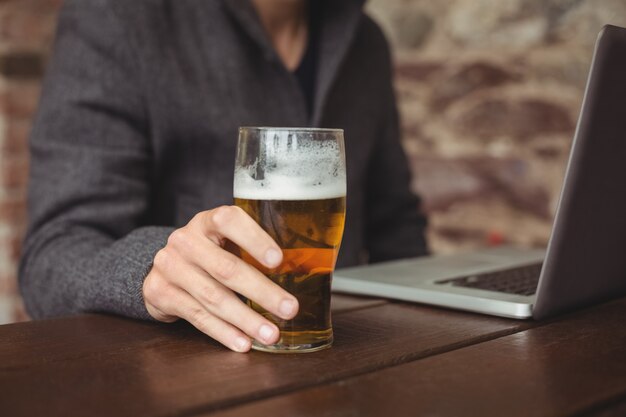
0,0,625,324
0,0,62,323
367,0,626,255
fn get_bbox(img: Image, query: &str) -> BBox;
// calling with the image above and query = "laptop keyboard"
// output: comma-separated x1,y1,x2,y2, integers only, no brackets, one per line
435,263,543,296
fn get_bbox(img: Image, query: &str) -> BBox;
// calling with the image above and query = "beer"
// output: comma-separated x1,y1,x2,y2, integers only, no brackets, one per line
235,197,346,351
234,126,346,352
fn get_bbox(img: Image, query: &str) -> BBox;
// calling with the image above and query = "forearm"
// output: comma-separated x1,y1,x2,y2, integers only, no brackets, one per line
19,0,166,320
19,224,173,320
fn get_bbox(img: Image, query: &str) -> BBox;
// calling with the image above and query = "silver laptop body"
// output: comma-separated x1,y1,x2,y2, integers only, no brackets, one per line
334,246,544,318
333,25,626,320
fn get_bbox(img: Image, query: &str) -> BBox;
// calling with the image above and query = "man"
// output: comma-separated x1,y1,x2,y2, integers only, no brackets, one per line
19,0,428,352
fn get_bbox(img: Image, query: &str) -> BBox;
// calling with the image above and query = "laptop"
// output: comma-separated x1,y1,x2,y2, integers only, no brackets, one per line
333,25,626,320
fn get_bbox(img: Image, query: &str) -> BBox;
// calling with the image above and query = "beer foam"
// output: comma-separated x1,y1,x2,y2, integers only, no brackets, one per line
234,173,346,200
234,135,346,201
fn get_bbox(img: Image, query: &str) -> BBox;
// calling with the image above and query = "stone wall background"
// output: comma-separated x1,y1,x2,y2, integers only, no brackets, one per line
367,0,626,253
0,0,625,324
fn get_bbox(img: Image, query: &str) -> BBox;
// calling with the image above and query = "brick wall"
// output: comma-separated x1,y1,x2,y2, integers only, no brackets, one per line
0,0,625,324
0,0,61,324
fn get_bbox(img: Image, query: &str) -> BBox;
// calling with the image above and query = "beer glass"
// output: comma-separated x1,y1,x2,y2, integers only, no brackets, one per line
234,127,346,353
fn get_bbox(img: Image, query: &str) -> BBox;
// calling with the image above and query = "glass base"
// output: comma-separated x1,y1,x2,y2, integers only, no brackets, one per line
251,331,333,354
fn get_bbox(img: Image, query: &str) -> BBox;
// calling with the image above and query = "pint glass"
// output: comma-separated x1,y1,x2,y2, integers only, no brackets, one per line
234,127,346,353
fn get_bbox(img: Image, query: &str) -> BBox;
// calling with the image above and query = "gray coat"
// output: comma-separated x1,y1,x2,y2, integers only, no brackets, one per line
19,0,428,320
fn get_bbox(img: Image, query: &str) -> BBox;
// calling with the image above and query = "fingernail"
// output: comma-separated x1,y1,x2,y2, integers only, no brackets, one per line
235,337,250,352
259,324,276,343
264,248,282,267
279,299,297,318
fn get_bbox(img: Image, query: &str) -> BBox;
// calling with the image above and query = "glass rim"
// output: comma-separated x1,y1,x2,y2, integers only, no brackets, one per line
239,126,343,134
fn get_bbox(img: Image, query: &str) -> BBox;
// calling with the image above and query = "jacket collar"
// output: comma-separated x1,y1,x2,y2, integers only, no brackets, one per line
219,0,277,61
220,0,364,126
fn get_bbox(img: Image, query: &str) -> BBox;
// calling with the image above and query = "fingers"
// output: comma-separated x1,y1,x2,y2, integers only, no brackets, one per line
169,229,298,320
194,205,283,269
146,279,252,352
143,205,301,353
152,255,282,347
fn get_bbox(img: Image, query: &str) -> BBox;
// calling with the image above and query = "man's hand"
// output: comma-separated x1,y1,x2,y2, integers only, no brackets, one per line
143,205,299,352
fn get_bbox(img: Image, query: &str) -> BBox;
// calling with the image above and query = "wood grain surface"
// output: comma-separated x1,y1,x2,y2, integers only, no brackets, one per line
329,293,387,313
0,294,529,417
203,298,626,417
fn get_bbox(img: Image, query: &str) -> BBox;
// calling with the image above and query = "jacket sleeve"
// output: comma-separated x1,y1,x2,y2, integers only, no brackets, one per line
18,0,173,320
364,24,429,263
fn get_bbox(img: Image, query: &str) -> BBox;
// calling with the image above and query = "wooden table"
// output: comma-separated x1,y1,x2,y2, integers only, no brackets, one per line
1,294,626,416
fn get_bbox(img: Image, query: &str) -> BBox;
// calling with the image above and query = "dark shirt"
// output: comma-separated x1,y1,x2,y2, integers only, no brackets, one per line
293,1,321,116
19,0,429,320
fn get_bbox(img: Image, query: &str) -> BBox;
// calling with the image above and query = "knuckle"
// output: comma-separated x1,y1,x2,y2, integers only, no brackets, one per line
212,255,239,281
187,307,209,328
203,287,227,307
152,247,173,270
210,205,239,228
190,210,208,226
167,228,189,249
143,273,169,305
